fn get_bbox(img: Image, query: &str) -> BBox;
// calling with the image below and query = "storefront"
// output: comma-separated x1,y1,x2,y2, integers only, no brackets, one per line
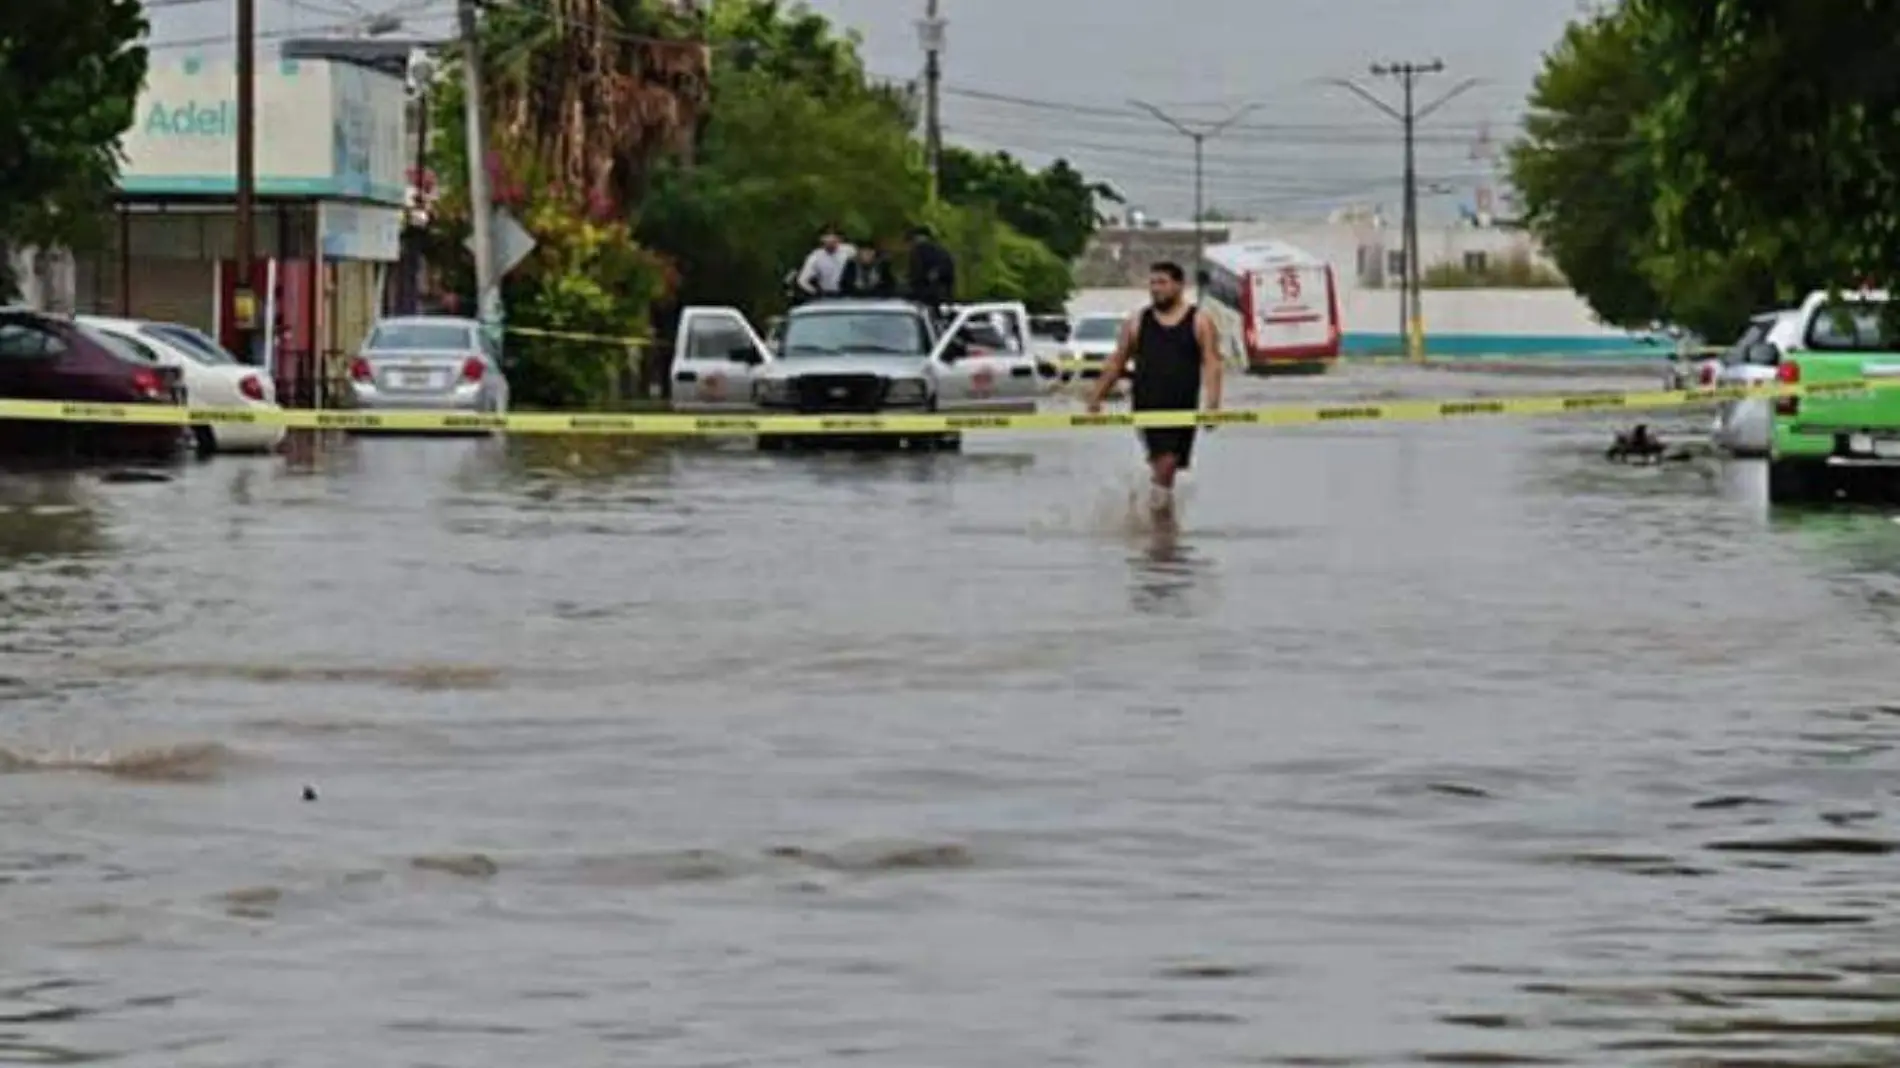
75,55,408,402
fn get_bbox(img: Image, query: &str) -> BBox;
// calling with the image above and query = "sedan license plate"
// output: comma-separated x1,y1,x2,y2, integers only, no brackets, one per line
396,371,434,389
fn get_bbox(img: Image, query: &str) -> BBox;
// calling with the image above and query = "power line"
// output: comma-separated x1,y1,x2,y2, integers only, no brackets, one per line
1325,60,1481,362
923,81,1514,138
945,106,1495,150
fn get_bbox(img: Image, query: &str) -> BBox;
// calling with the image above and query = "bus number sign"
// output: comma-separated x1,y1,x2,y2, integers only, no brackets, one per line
1277,267,1302,302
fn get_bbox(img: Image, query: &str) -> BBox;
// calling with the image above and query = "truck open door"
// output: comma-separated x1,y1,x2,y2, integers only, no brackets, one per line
670,306,770,413
932,302,1039,413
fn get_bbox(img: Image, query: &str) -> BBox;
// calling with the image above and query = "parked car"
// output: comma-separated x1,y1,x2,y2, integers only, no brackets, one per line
0,309,188,463
669,299,1039,450
1709,309,1799,458
78,316,285,455
1767,289,1900,502
1656,323,1712,390
345,316,510,415
1060,313,1125,381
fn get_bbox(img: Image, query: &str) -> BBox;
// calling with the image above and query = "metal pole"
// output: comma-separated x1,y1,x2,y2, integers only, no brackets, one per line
1192,133,1205,303
411,93,430,313
1401,71,1420,361
922,0,943,202
457,0,497,328
1130,100,1258,303
234,0,258,364
1325,62,1476,363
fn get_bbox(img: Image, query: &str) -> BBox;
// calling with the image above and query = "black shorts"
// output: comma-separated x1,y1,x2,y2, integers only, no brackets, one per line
1141,427,1197,468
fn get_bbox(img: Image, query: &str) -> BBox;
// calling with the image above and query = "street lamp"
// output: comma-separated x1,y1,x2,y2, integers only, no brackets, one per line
1129,101,1260,302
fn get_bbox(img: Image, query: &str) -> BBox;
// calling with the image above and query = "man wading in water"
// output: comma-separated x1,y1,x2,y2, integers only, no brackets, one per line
1087,260,1223,517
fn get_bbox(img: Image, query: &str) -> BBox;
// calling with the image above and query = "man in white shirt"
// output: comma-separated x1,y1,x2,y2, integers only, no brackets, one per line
795,226,855,300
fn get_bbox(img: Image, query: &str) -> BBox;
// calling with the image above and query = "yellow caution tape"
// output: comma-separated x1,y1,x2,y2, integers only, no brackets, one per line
0,379,1886,437
503,325,650,345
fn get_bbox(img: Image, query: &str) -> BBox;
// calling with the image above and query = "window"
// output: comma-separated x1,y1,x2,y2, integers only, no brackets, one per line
683,316,758,361
1387,250,1407,278
87,328,163,366
780,311,928,356
1200,265,1243,312
957,312,1024,354
1463,250,1489,274
1806,301,1893,352
366,321,478,351
1071,316,1121,342
145,323,238,365
1721,319,1773,366
0,321,68,361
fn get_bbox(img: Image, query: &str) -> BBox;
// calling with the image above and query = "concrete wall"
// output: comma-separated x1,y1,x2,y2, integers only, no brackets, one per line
1069,286,1654,355
1068,218,1649,353
1074,225,1230,288
1077,219,1558,291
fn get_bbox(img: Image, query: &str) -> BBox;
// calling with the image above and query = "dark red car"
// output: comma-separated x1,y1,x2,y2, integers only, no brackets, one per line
0,309,189,463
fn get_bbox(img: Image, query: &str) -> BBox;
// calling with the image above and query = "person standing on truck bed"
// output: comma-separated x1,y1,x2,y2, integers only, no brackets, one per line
905,225,957,314
838,239,897,298
1086,260,1223,515
796,226,854,300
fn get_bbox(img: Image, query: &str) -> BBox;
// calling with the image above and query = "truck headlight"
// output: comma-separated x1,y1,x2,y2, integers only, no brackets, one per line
886,378,928,404
754,378,795,403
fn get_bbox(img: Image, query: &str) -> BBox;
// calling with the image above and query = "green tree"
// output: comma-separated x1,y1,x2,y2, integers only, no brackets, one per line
0,0,147,297
1629,0,1900,310
1508,11,1667,327
1510,5,1790,338
939,147,1121,262
637,66,927,314
633,0,1081,320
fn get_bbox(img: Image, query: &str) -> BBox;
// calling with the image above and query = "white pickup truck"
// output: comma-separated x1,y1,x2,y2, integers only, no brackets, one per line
669,299,1041,450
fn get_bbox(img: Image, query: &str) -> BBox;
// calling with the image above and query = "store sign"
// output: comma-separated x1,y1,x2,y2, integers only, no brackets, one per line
318,202,404,263
120,59,407,205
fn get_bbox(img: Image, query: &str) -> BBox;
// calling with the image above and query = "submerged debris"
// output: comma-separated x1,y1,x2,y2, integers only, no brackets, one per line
1606,423,1693,464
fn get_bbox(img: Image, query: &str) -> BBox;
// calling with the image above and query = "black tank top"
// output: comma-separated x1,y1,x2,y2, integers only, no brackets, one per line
1132,306,1203,411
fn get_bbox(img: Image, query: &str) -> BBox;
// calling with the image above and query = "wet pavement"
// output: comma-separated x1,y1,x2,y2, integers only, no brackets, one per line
2,364,1898,1067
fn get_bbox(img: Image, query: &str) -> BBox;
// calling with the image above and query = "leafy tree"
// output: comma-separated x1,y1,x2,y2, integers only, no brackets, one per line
637,66,927,315
1629,0,1900,302
917,200,1071,313
0,0,147,297
1508,11,1667,328
475,0,708,212
1511,5,1788,338
939,147,1120,262
629,1,1083,322
425,56,670,408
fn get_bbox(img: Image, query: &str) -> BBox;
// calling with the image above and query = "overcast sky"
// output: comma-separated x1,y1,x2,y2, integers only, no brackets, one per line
147,0,1588,219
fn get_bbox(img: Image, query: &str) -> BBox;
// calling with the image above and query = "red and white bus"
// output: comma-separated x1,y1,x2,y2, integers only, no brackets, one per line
1198,240,1342,374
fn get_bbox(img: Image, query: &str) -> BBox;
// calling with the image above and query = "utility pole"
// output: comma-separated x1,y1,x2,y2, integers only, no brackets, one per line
1130,101,1258,303
1327,61,1479,362
457,0,498,330
234,0,258,364
918,0,945,201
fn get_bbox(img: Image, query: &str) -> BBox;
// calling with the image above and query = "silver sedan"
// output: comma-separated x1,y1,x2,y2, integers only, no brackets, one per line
346,316,510,413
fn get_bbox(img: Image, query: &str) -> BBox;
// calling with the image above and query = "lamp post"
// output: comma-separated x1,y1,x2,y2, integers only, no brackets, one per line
1129,101,1260,302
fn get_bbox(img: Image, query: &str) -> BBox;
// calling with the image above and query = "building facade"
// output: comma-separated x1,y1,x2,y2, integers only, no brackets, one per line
1075,218,1657,356
75,55,409,400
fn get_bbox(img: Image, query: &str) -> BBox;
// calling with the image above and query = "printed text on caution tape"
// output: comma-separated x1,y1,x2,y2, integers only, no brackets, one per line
0,379,1889,436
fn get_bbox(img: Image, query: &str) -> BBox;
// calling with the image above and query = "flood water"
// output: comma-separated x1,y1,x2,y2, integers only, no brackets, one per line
3,365,1898,1067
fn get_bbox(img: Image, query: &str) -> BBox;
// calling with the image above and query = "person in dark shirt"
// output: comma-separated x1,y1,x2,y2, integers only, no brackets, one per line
905,225,957,311
838,240,896,297
1086,260,1223,517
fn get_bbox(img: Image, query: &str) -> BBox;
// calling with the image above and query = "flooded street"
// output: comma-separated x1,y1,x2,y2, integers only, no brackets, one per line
3,365,1899,1067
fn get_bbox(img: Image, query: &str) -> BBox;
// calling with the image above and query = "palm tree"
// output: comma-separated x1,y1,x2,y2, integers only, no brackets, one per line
483,0,710,213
